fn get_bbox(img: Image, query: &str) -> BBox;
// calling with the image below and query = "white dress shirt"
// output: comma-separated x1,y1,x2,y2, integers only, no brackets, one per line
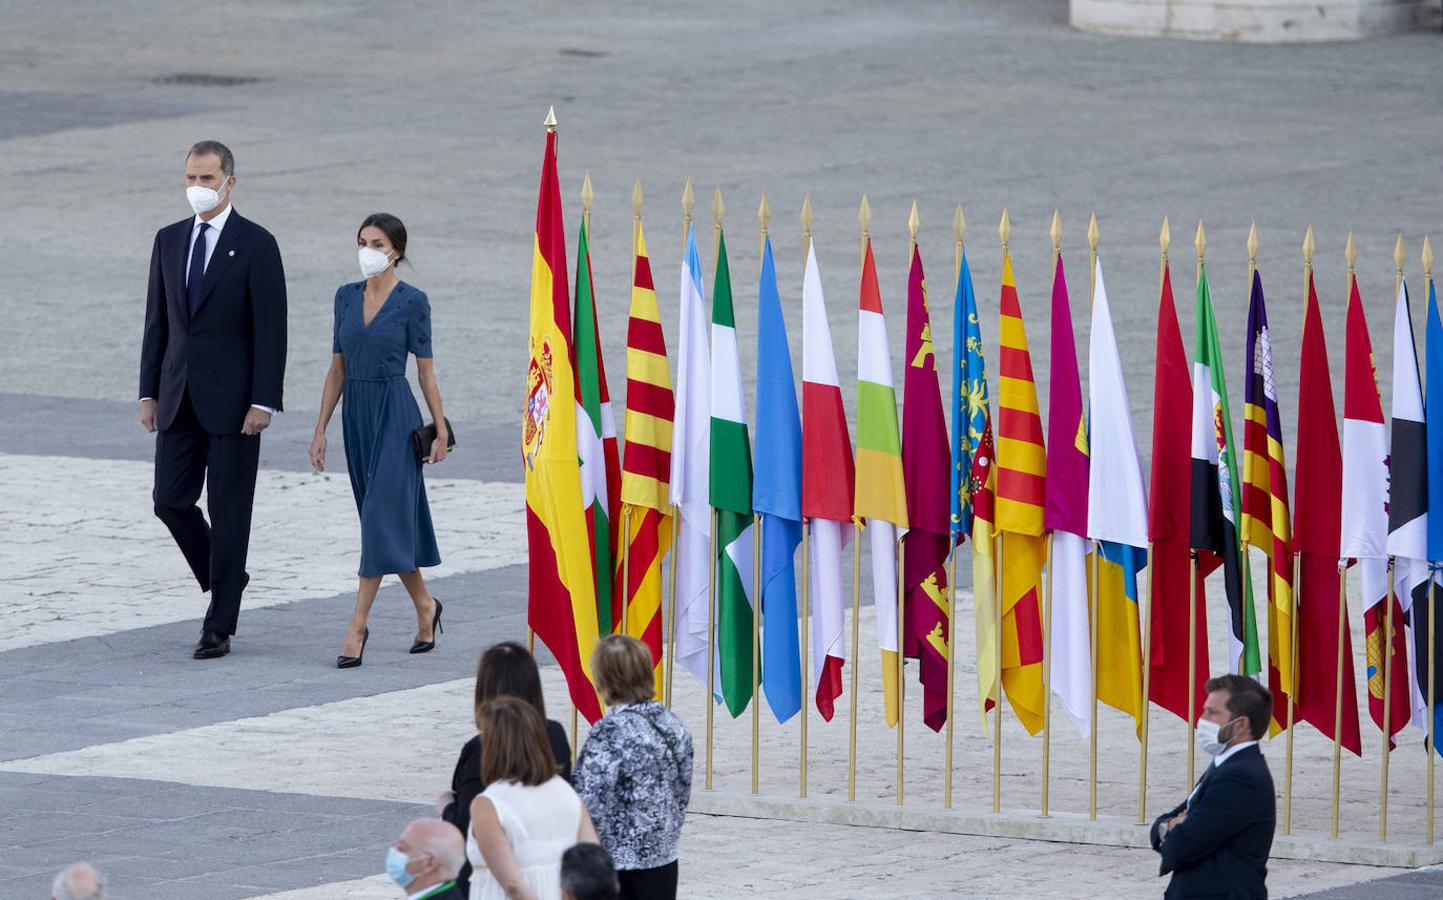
1186,738,1260,808
143,202,276,416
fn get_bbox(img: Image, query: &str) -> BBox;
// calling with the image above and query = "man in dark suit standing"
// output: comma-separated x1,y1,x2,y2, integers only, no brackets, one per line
139,140,287,659
1151,674,1276,899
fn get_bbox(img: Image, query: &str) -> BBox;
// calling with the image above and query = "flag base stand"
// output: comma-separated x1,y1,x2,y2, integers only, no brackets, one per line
688,790,1443,868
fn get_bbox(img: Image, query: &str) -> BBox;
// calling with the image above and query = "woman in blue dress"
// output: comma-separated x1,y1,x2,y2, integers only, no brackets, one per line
308,213,447,668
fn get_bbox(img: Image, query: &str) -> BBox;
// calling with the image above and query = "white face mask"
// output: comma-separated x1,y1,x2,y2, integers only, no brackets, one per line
1196,716,1241,756
358,247,394,279
186,177,230,215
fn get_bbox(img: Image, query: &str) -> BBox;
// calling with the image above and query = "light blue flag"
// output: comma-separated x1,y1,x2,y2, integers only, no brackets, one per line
752,236,803,723
949,252,979,543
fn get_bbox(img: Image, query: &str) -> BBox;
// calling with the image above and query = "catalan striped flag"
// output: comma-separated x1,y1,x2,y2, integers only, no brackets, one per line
618,219,673,692
575,216,622,636
901,243,952,732
523,123,602,723
992,250,1047,736
1240,269,1294,733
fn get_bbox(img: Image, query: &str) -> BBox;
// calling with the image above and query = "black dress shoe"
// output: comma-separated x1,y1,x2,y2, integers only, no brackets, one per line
410,599,443,654
337,627,369,669
193,630,231,660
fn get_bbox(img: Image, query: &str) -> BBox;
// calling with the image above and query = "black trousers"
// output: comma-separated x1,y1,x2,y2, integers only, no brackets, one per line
618,861,678,900
153,390,260,635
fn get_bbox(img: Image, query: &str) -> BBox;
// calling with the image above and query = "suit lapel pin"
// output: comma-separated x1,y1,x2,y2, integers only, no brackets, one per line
228,250,236,257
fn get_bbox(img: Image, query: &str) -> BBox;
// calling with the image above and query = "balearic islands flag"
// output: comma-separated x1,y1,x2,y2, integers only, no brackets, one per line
1085,259,1146,735
1190,261,1259,676
710,229,756,717
1341,273,1410,741
575,215,622,636
1041,253,1091,738
669,226,713,693
523,125,602,723
858,237,909,727
901,242,952,732
1240,269,1294,734
802,243,856,721
753,235,803,723
618,220,674,692
992,251,1047,735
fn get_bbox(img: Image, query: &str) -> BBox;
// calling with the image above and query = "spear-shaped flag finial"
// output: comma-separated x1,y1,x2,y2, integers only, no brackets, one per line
1195,220,1207,260
1303,225,1316,266
759,192,772,234
908,200,920,243
631,177,644,217
711,187,725,227
544,105,558,132
999,206,1011,248
1247,222,1259,266
1049,209,1062,252
955,203,967,247
859,194,872,235
801,194,815,236
1087,212,1100,253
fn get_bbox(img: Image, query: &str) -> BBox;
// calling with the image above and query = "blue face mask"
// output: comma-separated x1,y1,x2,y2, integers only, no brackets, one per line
386,846,417,888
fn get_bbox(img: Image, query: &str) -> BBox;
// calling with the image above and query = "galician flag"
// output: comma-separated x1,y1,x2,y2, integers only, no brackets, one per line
1387,277,1438,739
1342,273,1410,742
574,216,622,636
523,123,602,723
802,241,855,721
1042,253,1092,738
1085,259,1146,735
753,235,803,723
710,229,756,717
857,236,909,727
618,218,673,691
669,225,713,692
1189,261,1259,676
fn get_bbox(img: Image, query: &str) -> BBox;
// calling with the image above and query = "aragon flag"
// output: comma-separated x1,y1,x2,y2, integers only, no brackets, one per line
523,122,602,723
1148,255,1210,724
1189,261,1259,677
1341,274,1410,742
992,250,1047,736
1240,269,1294,734
575,214,622,636
1293,269,1361,756
901,242,952,733
617,219,673,692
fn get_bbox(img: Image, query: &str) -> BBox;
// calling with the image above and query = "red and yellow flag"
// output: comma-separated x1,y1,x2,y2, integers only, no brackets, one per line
617,220,674,692
523,122,602,723
991,251,1046,735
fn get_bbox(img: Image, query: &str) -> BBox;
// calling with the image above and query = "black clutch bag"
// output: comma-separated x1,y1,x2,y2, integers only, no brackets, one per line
411,418,455,464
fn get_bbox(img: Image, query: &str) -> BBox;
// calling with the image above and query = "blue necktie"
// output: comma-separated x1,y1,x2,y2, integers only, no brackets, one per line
187,222,210,315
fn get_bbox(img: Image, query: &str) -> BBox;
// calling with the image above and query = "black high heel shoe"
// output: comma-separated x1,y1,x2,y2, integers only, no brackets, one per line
410,599,443,654
337,627,368,669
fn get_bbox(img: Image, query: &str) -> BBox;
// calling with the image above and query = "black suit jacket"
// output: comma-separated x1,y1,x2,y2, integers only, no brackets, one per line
440,720,572,895
1150,744,1275,900
139,210,287,434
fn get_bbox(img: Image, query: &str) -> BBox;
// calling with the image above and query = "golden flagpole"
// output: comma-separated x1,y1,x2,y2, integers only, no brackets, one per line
1242,221,1259,709
1087,213,1102,822
1285,225,1315,834
576,172,595,754
994,207,1010,815
1188,220,1207,792
946,201,965,811
618,178,644,642
1041,209,1061,819
799,195,815,801
1426,234,1438,847
1329,231,1359,841
668,180,696,708
752,192,771,797
850,195,872,804
705,184,723,794
1139,217,1169,826
1377,234,1407,843
900,200,921,808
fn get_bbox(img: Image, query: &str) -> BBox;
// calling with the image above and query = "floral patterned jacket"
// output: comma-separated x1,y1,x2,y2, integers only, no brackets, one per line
572,700,694,870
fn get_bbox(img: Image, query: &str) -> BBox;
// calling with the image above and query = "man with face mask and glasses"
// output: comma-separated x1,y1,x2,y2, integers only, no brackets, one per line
1150,674,1276,900
388,818,466,899
138,140,287,659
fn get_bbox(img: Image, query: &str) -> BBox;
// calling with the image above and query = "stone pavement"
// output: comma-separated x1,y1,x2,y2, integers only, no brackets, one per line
4,0,1443,895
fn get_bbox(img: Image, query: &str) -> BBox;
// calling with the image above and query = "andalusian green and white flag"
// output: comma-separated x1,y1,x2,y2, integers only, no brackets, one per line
710,229,755,717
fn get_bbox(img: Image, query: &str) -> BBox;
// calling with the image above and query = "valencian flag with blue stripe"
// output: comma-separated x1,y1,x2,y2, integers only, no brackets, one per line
523,117,603,722
752,235,803,723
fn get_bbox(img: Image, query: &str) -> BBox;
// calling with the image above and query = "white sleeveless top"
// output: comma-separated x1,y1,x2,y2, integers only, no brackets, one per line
465,775,582,900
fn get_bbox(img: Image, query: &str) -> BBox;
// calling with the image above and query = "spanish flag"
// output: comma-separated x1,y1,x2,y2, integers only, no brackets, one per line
523,116,602,723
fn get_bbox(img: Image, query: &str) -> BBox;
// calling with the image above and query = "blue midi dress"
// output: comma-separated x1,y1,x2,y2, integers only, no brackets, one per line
333,280,441,577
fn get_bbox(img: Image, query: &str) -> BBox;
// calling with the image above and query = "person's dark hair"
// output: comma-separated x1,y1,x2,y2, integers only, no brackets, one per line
474,641,547,730
559,842,618,900
187,140,234,176
1205,673,1272,740
357,212,408,266
591,634,656,706
477,696,559,787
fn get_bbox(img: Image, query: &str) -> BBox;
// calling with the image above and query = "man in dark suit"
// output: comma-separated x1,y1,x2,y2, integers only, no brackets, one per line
139,140,287,659
1151,673,1276,899
389,818,466,899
